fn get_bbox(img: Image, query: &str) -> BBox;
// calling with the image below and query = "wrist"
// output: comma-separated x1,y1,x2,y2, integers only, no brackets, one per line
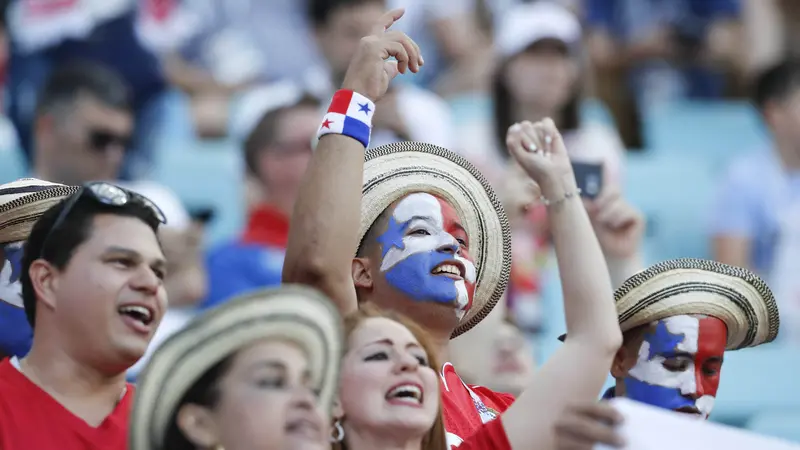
538,173,578,200
317,90,376,148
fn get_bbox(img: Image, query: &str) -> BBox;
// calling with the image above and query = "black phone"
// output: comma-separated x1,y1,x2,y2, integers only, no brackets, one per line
572,162,603,200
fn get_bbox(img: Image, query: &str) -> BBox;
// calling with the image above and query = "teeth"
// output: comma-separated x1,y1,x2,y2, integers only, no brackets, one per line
387,384,422,403
119,305,152,323
432,264,460,276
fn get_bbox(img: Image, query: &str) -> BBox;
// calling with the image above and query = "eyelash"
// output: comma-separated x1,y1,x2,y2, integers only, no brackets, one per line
409,229,468,248
366,351,429,366
111,258,165,280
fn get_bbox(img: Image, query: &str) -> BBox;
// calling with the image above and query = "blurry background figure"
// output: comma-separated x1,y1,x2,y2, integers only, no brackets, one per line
710,60,800,343
202,83,319,308
308,0,454,148
6,0,170,179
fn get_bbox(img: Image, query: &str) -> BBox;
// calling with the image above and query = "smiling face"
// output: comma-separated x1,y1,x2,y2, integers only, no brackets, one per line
373,193,477,320
338,317,440,439
618,315,727,420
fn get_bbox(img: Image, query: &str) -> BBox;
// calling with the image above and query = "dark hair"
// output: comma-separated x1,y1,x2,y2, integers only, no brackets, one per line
243,95,321,178
36,62,130,120
308,0,385,27
20,196,160,328
752,59,800,113
492,43,581,161
163,357,235,450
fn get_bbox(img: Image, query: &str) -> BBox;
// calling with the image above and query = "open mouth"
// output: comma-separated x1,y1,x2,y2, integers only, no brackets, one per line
430,261,465,280
118,304,154,332
385,383,424,407
674,406,702,416
286,418,321,440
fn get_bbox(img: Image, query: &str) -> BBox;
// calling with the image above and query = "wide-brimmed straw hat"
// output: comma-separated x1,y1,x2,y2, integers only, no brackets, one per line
0,178,80,244
129,285,344,450
559,258,780,350
359,142,511,339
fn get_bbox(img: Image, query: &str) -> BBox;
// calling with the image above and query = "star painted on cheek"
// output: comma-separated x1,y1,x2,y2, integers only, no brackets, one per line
377,216,408,259
645,320,684,360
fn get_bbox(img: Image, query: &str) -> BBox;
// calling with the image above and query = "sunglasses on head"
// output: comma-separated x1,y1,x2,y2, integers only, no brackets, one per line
89,129,131,152
40,182,167,258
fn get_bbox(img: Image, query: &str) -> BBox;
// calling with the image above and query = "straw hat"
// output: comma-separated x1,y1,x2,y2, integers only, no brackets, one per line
359,141,511,339
559,258,780,350
0,178,80,244
129,285,344,450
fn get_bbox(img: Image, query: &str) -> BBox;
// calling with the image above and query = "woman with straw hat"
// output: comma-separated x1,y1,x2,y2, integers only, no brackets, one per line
129,285,344,450
552,258,780,449
0,178,80,359
283,8,621,448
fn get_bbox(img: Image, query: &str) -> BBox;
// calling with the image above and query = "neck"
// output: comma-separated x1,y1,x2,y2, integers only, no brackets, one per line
430,331,452,366
262,192,294,218
21,337,127,425
775,136,800,170
344,426,423,450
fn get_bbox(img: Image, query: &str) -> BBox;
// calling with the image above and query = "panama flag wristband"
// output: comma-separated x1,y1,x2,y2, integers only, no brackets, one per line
317,89,375,148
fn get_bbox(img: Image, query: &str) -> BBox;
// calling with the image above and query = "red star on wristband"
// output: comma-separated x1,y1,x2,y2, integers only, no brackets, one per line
322,118,333,129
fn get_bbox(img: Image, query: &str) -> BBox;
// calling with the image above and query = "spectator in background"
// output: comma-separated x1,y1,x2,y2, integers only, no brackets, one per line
308,0,455,149
711,60,800,341
0,183,166,449
6,0,168,179
202,85,320,309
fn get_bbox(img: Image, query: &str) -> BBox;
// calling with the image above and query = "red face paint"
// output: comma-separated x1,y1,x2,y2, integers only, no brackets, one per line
694,316,727,397
436,197,476,312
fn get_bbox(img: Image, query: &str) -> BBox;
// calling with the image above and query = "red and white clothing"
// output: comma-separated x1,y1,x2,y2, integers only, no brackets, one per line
0,358,133,449
441,362,515,448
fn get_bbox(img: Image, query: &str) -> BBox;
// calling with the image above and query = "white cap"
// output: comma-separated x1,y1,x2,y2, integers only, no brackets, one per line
495,1,581,59
231,80,305,141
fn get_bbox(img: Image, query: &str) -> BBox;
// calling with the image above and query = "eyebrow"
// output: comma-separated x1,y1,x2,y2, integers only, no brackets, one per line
104,246,167,271
250,360,312,384
365,338,422,350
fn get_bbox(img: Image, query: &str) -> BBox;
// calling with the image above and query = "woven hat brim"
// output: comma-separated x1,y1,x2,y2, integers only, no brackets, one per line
558,258,780,351
358,142,511,339
128,285,344,450
0,185,80,244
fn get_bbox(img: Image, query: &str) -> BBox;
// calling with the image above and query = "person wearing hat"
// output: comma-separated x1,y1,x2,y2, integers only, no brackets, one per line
0,181,167,449
0,178,80,360
552,258,780,449
128,285,343,450
283,8,621,448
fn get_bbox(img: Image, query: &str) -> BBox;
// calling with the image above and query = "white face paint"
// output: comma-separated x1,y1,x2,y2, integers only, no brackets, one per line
377,193,477,317
0,241,24,308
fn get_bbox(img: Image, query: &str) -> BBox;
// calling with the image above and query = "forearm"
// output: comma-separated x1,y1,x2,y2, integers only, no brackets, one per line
543,177,620,349
282,133,365,313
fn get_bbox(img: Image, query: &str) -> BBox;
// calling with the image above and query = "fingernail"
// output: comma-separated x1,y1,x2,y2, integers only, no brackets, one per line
420,56,425,65
545,135,552,145
527,143,537,152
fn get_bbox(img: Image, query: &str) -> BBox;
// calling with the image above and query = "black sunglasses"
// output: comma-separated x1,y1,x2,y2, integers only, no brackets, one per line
89,130,131,152
40,182,167,257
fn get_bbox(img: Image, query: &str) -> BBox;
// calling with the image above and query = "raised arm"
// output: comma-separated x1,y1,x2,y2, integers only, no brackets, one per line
282,9,423,315
499,119,622,450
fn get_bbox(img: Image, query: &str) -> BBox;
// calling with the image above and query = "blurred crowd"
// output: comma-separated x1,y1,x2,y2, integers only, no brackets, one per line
1,0,800,447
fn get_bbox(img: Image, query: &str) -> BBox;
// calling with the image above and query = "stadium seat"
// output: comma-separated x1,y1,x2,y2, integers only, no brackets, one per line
746,411,800,443
642,101,769,170
712,345,800,427
624,152,718,261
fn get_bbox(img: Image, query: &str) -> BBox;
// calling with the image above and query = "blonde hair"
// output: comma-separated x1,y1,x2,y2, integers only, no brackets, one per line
333,304,448,450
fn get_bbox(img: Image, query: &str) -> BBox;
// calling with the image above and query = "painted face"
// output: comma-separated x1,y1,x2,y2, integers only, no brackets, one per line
624,315,727,420
377,193,477,319
0,241,24,308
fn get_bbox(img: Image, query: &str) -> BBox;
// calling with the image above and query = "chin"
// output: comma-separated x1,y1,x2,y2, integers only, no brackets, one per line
384,412,437,435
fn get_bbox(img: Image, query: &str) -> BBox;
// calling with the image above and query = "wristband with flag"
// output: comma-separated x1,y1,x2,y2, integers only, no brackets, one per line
317,90,375,148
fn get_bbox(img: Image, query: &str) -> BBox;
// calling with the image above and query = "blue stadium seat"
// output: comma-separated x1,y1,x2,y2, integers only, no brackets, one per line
624,152,718,261
154,140,244,244
0,149,25,184
642,101,769,170
746,411,800,443
712,345,800,427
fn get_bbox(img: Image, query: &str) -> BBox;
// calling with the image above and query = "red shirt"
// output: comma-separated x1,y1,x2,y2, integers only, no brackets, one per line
440,362,515,448
458,417,511,449
0,358,133,449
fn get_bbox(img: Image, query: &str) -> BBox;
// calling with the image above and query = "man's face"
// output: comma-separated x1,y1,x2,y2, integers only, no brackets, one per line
620,315,727,420
316,1,384,78
256,106,319,205
50,214,167,372
40,95,133,185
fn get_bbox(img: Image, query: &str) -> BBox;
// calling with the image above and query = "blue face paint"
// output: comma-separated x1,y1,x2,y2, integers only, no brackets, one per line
0,242,33,357
376,193,477,312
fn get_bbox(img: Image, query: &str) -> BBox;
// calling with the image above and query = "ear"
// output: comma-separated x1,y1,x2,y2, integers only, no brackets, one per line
28,259,60,312
351,257,373,290
176,403,220,448
610,344,636,379
332,397,344,421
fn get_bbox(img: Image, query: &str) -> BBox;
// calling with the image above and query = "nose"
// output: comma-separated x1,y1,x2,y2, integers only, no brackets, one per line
129,265,161,296
291,386,318,411
393,351,421,374
436,237,459,255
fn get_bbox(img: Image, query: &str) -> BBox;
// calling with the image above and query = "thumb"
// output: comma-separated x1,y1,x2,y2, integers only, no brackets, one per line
385,60,400,80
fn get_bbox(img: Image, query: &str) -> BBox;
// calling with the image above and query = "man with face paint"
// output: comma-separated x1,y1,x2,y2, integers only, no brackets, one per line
0,179,80,359
553,258,780,449
284,8,623,448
